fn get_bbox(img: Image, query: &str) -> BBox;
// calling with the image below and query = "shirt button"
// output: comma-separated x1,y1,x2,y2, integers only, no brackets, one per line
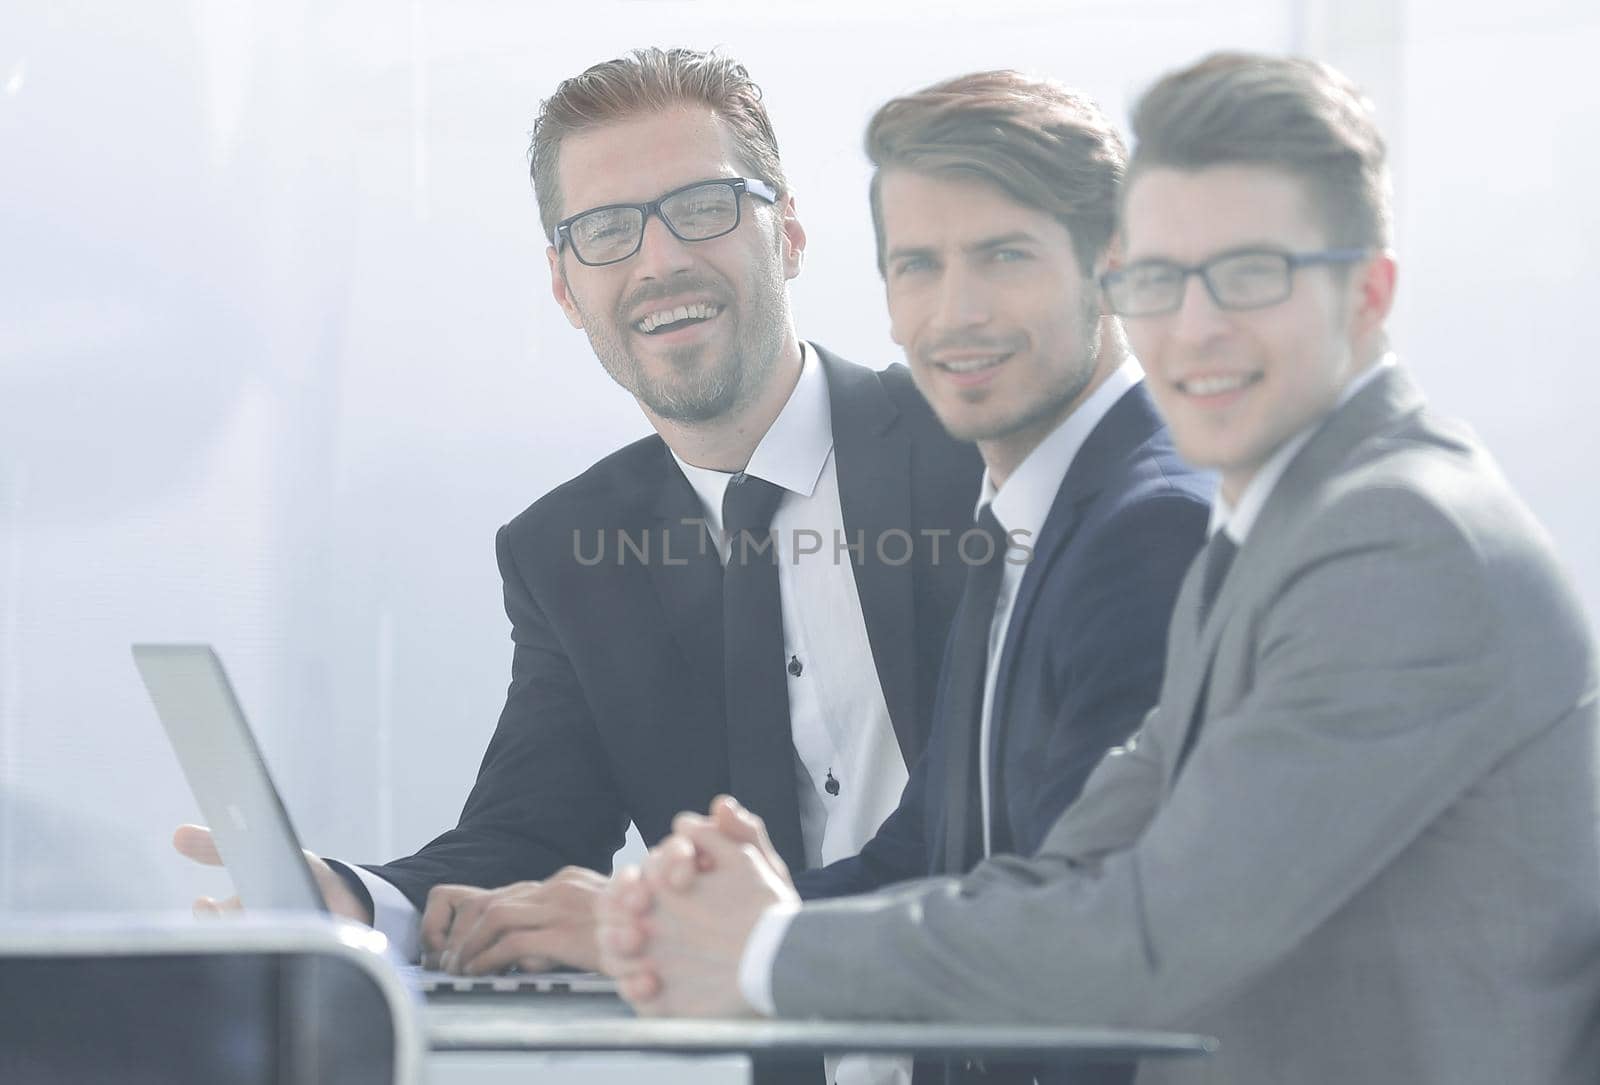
787,654,803,677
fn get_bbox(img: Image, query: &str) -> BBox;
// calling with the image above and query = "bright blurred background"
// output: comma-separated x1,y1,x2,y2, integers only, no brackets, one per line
2,0,1595,913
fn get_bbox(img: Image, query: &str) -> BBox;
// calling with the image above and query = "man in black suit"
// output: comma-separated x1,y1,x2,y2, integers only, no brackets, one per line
176,47,982,974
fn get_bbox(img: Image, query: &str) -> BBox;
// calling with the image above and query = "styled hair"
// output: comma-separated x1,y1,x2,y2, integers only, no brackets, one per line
864,70,1127,275
1128,51,1392,248
529,47,787,243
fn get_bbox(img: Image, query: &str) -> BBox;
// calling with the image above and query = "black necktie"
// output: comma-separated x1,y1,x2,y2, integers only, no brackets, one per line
1198,530,1238,627
721,473,806,872
942,507,1008,875
1174,530,1241,778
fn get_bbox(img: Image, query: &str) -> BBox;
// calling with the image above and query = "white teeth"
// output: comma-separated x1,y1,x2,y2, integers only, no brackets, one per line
937,354,1006,374
1182,373,1255,396
635,303,721,333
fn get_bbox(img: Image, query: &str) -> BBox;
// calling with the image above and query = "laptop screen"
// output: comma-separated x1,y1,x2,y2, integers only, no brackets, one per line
133,644,328,914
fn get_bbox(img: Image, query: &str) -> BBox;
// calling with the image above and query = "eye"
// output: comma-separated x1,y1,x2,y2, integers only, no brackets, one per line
892,256,935,277
991,248,1030,263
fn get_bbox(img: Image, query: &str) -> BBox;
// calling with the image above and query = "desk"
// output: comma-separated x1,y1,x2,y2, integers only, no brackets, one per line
424,991,1216,1084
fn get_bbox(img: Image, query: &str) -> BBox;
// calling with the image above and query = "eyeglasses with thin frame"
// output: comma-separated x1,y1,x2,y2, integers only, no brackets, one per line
1099,247,1370,317
552,176,779,267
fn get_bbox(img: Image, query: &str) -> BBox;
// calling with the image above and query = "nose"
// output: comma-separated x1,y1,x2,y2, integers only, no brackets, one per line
931,262,990,331
1169,270,1230,346
631,212,696,281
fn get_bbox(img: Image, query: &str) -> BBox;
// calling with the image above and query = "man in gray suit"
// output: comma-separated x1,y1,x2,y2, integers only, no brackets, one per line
596,52,1600,1084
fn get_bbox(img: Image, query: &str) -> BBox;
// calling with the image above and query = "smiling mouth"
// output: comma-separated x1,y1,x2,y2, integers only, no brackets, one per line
934,352,1012,376
1176,372,1263,397
633,302,724,335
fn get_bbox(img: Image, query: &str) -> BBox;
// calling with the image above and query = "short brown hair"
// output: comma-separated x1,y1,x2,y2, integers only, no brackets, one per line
1128,52,1392,248
864,70,1127,275
529,47,787,244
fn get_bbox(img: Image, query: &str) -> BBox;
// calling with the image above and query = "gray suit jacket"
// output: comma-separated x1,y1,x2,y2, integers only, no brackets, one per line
770,366,1600,1084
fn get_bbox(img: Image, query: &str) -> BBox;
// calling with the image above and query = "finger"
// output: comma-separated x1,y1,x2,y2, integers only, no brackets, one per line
711,795,791,881
192,894,240,917
670,811,714,839
609,865,654,917
420,885,480,955
598,911,649,959
173,825,224,867
619,970,663,1010
643,835,700,893
461,929,561,976
675,819,759,875
438,888,525,972
452,895,557,972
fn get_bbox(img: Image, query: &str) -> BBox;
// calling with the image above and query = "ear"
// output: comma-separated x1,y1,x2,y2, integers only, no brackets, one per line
778,192,806,280
547,244,585,330
1092,235,1123,318
887,296,907,348
1349,249,1398,341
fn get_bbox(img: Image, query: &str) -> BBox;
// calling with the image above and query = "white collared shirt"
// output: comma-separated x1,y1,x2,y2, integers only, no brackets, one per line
672,343,908,872
738,357,1147,1016
1208,353,1395,544
352,343,909,965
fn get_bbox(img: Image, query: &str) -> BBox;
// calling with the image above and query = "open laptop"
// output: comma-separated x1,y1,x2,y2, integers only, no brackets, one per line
133,643,616,996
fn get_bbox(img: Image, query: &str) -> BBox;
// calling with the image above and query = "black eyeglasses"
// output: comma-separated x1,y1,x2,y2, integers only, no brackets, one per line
1100,247,1370,317
552,176,779,267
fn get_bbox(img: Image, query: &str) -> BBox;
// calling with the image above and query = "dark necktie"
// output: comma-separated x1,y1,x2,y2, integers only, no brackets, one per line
721,473,806,872
1174,530,1241,777
942,506,1008,875
1197,529,1238,628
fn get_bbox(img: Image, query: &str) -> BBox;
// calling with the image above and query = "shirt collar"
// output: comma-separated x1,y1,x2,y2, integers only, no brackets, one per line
1209,351,1396,544
979,356,1145,539
671,342,834,524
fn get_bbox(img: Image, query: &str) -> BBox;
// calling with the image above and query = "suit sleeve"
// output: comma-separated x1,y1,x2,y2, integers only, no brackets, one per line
358,525,629,910
769,486,1518,1026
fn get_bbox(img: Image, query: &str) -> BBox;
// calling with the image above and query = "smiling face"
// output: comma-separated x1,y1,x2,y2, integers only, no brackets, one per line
880,170,1108,480
547,106,804,423
1121,164,1391,502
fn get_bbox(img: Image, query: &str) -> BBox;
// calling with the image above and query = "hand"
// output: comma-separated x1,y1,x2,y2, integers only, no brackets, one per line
637,794,793,894
421,867,609,974
172,824,372,923
599,796,798,1017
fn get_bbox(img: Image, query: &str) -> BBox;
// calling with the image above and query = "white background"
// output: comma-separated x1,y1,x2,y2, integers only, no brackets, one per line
1,0,1595,913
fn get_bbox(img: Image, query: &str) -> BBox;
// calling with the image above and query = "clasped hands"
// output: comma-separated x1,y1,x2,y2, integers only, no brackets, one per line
599,794,800,1017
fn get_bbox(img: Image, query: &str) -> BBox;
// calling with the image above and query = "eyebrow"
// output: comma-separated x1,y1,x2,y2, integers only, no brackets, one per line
1123,241,1292,263
885,231,1041,263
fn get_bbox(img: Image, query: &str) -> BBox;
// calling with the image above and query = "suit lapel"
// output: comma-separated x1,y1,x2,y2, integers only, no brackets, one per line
643,449,726,709
1161,366,1429,788
986,388,1166,811
819,347,921,761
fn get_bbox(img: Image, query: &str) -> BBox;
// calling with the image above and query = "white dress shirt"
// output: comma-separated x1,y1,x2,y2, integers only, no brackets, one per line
353,343,910,972
739,358,1146,1015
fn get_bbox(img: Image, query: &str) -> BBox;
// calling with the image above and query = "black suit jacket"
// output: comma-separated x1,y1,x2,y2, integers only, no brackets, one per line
366,346,983,906
795,384,1211,900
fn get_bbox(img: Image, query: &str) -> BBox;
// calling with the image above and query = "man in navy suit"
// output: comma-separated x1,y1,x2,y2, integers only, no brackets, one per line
794,72,1209,907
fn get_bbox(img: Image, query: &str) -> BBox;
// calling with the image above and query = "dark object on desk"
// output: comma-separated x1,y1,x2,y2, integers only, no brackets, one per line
0,917,421,1085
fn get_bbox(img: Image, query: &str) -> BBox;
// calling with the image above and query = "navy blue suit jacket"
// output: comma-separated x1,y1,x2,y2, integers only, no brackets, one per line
796,384,1211,899
362,348,983,907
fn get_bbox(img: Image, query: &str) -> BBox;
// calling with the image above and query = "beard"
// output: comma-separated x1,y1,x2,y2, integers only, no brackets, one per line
567,233,790,424
930,288,1106,444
